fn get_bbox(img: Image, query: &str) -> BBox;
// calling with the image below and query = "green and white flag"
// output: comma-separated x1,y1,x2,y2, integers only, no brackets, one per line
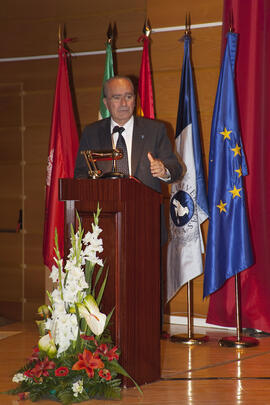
99,41,114,119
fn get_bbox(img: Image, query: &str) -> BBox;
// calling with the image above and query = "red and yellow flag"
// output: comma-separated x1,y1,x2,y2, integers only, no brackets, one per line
137,34,155,119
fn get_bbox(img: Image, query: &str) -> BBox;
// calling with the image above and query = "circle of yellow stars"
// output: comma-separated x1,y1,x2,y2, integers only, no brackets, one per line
217,127,243,213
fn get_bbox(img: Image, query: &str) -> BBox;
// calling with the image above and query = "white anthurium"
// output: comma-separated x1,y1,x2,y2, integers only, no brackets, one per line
77,294,106,336
38,333,57,358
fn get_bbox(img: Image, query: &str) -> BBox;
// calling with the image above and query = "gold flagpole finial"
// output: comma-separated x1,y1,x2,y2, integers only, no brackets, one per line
229,10,234,32
58,24,63,46
185,13,191,36
107,23,113,44
143,18,151,37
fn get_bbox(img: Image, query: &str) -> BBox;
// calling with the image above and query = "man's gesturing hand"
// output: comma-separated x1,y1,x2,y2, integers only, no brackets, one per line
147,152,168,179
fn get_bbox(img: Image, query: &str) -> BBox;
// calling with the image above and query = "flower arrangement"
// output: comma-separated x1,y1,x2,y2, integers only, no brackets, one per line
8,206,141,404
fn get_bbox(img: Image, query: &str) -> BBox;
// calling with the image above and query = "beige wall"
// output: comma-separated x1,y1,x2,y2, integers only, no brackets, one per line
0,0,223,321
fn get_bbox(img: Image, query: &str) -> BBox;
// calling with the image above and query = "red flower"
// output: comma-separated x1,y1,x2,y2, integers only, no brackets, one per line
98,368,112,381
24,370,33,378
55,366,69,377
28,346,40,362
107,346,119,361
96,344,119,361
81,335,97,345
18,392,29,400
29,357,55,378
95,343,108,356
72,348,104,378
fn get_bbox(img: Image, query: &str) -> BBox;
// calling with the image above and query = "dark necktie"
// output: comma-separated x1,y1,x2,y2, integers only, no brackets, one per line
113,126,129,176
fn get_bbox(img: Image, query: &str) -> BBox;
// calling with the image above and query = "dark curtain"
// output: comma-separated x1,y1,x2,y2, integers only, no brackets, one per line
207,0,270,332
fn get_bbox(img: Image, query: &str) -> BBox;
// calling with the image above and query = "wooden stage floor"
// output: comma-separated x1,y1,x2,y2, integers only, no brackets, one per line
1,321,270,404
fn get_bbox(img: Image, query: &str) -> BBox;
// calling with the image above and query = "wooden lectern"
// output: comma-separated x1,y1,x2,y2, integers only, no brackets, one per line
59,178,161,386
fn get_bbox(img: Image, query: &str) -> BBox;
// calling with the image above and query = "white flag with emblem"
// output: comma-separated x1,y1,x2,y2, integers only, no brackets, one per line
166,34,208,302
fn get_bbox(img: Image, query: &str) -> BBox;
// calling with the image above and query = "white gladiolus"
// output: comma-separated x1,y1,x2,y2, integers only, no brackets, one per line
49,313,78,356
46,213,104,356
83,225,103,245
82,246,103,267
50,265,61,283
82,225,104,266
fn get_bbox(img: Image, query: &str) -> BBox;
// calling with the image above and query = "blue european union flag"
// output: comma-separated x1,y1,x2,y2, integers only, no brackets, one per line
203,32,254,298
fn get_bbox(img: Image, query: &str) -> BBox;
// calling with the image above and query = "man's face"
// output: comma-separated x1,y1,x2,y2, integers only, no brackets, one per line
103,78,135,125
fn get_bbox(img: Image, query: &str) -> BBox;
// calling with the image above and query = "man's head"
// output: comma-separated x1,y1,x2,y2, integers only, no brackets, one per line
103,76,135,125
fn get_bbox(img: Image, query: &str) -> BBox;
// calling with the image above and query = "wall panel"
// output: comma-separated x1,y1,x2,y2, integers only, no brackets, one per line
24,235,44,266
0,83,23,320
0,0,147,321
148,0,222,27
1,1,146,58
0,233,22,320
0,127,21,162
0,0,223,321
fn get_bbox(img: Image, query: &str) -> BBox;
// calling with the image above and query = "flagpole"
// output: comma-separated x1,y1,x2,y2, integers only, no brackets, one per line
169,14,208,346
171,281,209,345
219,274,259,347
98,24,114,120
203,16,258,349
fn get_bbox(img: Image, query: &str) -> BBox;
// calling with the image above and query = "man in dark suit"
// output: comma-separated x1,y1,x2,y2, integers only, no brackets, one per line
74,76,184,195
74,76,184,331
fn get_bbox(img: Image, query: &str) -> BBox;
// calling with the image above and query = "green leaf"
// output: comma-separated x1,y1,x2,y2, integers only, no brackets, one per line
104,307,115,330
96,268,108,306
93,202,101,226
92,263,104,298
85,260,95,293
54,228,60,260
46,290,53,307
110,360,143,394
75,305,83,352
55,387,74,405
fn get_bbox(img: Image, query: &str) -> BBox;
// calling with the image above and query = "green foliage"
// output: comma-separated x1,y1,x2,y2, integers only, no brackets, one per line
85,378,121,400
84,260,95,292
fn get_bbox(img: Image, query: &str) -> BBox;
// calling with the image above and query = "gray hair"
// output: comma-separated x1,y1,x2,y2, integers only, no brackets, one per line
103,76,134,98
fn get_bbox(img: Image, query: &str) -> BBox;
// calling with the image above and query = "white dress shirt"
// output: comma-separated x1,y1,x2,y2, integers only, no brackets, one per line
110,116,170,181
111,116,134,175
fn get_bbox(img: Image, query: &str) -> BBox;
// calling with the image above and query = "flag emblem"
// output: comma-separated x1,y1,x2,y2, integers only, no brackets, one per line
170,190,194,227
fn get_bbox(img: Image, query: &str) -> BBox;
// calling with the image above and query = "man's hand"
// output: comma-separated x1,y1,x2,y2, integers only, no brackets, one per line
147,152,168,179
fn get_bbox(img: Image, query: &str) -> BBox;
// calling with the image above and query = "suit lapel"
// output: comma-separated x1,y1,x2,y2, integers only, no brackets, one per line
98,118,112,149
94,118,113,174
131,117,146,175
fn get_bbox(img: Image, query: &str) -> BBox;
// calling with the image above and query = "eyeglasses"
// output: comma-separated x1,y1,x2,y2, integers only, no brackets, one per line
109,94,135,102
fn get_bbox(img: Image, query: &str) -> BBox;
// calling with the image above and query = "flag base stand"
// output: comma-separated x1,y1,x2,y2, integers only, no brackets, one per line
171,333,208,345
218,274,259,348
219,335,258,348
170,281,209,345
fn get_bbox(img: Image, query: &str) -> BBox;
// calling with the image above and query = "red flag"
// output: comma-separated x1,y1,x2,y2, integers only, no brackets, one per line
137,35,155,119
43,41,79,269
